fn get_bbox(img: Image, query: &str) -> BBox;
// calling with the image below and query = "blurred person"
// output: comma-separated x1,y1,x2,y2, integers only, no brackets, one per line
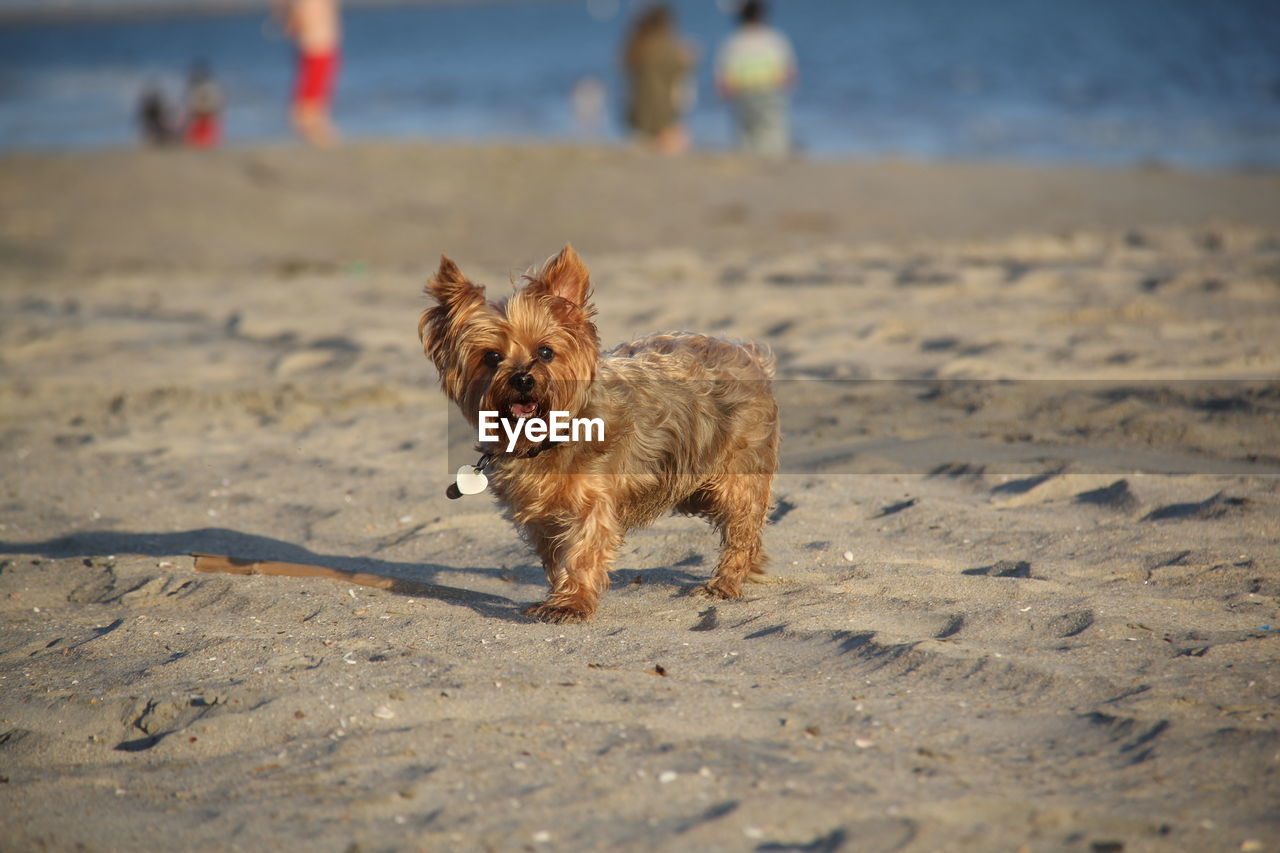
622,4,695,156
274,0,342,147
137,81,177,146
715,0,796,157
183,62,224,149
571,76,607,137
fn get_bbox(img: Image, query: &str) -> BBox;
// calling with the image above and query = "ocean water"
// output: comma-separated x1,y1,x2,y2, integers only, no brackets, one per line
1,0,1278,167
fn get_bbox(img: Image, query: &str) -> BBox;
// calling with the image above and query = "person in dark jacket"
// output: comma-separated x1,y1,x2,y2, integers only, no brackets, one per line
622,4,695,155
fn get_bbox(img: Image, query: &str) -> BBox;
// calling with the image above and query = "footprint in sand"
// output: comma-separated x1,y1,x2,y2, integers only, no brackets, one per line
935,613,965,638
272,337,361,377
962,559,1032,578
1142,492,1250,522
1074,479,1140,513
1048,609,1095,638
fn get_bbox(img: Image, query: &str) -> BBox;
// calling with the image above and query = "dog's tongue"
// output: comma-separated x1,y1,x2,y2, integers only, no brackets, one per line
510,402,537,418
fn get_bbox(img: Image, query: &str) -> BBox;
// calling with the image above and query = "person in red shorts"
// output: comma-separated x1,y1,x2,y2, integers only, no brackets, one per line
275,0,341,147
183,62,223,149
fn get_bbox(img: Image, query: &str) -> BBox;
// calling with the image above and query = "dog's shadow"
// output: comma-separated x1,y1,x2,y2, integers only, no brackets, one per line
0,527,538,623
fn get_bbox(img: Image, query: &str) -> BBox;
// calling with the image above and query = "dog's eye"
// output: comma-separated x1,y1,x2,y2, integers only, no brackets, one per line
537,346,555,362
483,350,503,368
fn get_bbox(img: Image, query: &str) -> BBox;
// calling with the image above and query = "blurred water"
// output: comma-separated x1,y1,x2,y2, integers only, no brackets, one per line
1,0,1278,166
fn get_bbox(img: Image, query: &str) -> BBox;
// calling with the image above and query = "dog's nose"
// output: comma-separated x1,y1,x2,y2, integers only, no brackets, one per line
509,372,535,394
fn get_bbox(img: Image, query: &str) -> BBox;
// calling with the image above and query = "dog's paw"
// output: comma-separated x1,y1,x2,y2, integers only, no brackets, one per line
692,580,742,600
523,601,593,623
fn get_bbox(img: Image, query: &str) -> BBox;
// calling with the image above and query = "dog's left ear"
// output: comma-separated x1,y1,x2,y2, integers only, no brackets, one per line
529,244,592,308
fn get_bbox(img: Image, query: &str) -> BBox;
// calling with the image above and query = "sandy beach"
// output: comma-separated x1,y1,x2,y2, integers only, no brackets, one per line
1,143,1278,851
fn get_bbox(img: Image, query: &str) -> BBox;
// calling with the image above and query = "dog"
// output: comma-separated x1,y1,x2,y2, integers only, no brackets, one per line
419,245,779,622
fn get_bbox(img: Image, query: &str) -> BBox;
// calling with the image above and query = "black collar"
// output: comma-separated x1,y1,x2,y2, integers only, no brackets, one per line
515,439,559,459
473,439,559,471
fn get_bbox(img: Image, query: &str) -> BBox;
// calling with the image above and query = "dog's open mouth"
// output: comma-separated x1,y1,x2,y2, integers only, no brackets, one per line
509,400,539,419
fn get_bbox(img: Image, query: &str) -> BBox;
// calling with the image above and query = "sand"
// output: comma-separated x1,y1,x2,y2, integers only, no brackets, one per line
1,143,1278,852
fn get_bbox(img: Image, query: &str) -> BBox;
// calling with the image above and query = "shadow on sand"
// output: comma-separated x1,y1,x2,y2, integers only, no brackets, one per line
0,526,534,622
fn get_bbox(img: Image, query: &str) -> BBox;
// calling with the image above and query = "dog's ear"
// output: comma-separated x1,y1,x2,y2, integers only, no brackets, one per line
528,244,592,308
419,255,486,354
425,255,485,311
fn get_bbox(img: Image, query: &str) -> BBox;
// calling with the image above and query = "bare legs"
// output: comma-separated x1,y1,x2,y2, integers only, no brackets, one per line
292,102,338,148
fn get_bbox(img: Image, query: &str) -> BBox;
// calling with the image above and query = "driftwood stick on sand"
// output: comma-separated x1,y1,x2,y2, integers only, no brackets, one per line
191,553,500,602
194,552,402,590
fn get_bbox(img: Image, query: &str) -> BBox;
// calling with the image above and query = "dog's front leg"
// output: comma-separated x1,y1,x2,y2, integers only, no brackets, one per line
524,521,566,590
523,496,620,623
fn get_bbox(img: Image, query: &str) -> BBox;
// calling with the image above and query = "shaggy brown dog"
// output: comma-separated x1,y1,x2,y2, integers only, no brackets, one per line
419,245,779,622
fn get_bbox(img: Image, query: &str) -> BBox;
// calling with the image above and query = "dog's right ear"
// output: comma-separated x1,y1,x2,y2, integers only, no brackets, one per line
419,256,486,360
425,255,485,311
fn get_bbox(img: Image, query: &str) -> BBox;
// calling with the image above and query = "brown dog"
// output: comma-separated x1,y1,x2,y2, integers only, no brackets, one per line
419,245,779,622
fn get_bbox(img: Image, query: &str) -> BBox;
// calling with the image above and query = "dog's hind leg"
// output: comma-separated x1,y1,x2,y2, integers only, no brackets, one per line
694,472,773,600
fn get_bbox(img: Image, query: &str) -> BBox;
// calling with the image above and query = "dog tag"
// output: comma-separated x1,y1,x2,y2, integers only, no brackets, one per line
454,464,488,496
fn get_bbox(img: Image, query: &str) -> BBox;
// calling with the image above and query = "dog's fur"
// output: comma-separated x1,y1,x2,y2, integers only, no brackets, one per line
419,245,779,622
